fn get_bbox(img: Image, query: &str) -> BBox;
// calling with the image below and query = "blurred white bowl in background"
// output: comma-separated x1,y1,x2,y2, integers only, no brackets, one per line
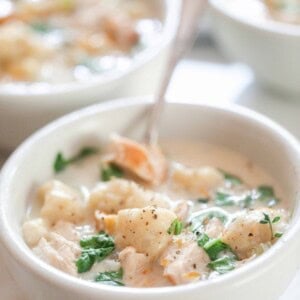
0,0,180,151
209,0,300,96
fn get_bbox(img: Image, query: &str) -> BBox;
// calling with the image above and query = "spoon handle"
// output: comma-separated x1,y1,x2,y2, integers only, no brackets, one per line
144,0,207,145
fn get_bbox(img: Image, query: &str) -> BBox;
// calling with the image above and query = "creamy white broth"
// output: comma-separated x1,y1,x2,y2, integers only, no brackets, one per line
162,140,274,186
0,0,163,85
22,137,290,287
161,141,289,234
32,140,285,199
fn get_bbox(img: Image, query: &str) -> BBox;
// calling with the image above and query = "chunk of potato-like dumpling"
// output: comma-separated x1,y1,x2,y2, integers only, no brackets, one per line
108,134,167,185
23,218,49,247
39,180,85,225
52,220,80,242
171,163,223,198
119,246,169,287
0,22,47,61
88,179,170,214
160,239,210,285
222,208,287,259
115,206,177,260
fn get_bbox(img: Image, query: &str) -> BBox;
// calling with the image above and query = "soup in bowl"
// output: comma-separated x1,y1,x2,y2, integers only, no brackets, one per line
0,0,163,85
0,0,180,150
1,98,300,299
209,0,300,96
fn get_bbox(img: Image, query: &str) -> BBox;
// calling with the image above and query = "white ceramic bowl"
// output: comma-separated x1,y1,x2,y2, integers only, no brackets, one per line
209,0,300,96
1,98,300,300
0,0,180,151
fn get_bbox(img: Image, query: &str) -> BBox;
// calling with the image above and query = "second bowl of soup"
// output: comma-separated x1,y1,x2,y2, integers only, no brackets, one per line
0,0,180,150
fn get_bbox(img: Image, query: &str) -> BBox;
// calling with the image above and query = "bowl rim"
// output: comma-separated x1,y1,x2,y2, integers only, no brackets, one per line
0,0,180,99
1,97,300,296
209,0,300,37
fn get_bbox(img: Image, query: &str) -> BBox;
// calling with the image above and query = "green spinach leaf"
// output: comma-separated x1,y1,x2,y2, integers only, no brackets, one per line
94,269,124,286
76,232,115,273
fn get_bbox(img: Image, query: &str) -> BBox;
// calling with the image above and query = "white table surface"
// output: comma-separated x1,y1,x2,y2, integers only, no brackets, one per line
1,38,300,299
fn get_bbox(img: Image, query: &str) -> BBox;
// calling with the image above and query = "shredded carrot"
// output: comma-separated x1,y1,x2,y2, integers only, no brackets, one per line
183,271,200,280
160,258,170,267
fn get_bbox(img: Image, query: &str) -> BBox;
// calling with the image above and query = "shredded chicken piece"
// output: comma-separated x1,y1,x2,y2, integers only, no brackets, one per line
52,220,80,242
115,206,176,260
33,232,80,276
204,217,224,239
160,239,210,285
173,201,190,221
119,247,169,287
108,135,167,185
102,14,139,51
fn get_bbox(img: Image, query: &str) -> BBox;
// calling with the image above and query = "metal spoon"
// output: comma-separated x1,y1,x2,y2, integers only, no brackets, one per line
144,0,207,145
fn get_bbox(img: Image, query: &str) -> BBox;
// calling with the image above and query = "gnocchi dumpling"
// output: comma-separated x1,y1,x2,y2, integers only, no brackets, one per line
115,206,177,260
39,180,85,225
88,178,170,214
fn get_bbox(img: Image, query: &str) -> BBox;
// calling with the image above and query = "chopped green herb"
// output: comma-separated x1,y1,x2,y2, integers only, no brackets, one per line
240,195,254,208
272,216,281,223
203,238,229,261
197,233,210,247
220,169,243,186
168,219,183,235
76,233,115,273
197,232,236,261
54,153,66,173
214,184,279,209
101,164,123,181
215,192,236,206
255,185,279,207
54,147,99,173
207,256,235,274
274,232,283,238
215,191,253,208
95,269,124,286
197,197,209,204
80,233,115,249
78,58,104,74
76,251,95,273
76,247,115,273
257,186,274,197
259,213,281,239
260,213,272,225
190,208,229,234
30,22,54,33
